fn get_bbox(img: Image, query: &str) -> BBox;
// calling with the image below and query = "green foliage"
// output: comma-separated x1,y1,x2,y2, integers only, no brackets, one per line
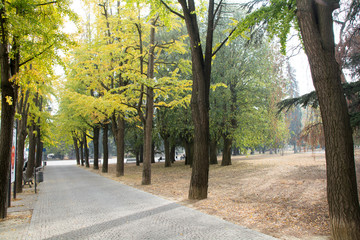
233,0,297,54
211,15,290,151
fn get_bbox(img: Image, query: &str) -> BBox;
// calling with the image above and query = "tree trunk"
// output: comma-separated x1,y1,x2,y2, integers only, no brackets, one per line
136,150,140,166
114,116,125,177
178,0,215,200
151,141,155,164
0,14,18,217
26,124,36,179
35,97,43,168
102,123,109,173
170,144,175,163
293,143,298,154
142,86,153,185
15,121,27,193
221,134,232,166
209,138,218,165
139,145,143,164
93,126,100,170
296,0,360,238
141,18,156,185
35,140,43,168
73,136,80,165
0,83,16,218
184,140,194,166
15,93,29,193
83,133,89,168
79,140,84,166
164,136,171,167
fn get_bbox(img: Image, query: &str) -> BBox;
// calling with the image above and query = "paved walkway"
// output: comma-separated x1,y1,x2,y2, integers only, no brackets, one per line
26,165,277,240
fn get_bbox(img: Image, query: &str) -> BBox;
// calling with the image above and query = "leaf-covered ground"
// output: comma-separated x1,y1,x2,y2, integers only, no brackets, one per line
91,150,360,240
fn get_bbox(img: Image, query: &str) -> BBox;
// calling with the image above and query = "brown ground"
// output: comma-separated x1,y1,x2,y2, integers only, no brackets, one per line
90,150,360,240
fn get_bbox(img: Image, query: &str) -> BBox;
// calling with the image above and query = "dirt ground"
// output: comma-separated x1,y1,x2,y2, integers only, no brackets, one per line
90,150,360,240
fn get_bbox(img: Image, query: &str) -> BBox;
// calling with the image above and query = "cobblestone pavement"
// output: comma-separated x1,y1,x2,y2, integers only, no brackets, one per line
25,165,277,240
0,187,37,240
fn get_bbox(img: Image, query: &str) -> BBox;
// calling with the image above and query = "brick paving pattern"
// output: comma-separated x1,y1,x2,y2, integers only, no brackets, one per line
25,165,277,240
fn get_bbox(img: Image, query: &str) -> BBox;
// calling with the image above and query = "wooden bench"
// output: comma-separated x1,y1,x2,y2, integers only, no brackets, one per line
23,171,33,188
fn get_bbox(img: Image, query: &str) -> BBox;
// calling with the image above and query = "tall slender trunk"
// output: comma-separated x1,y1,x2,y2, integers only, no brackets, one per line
35,97,43,168
84,133,89,168
115,116,125,177
184,140,194,166
93,126,100,170
15,123,27,193
178,0,215,200
25,124,36,179
151,141,155,164
139,145,143,164
80,140,84,166
111,113,125,176
73,136,80,165
209,138,218,165
142,86,153,184
141,17,156,185
35,141,43,168
296,1,360,238
0,4,18,217
136,150,140,166
15,92,29,193
170,144,175,163
164,136,171,167
221,134,232,166
102,124,109,173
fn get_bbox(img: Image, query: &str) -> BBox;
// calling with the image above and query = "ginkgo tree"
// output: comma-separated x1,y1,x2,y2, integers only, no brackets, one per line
14,59,56,194
0,0,75,218
61,0,191,184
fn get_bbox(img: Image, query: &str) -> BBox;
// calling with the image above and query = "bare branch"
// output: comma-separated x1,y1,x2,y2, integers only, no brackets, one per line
36,1,57,6
212,27,236,57
160,0,184,19
20,43,54,67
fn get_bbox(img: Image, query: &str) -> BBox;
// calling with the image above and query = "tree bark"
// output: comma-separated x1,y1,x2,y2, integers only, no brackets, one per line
0,4,18,217
35,141,43,168
170,144,175,163
141,17,156,185
15,91,29,193
151,141,155,164
142,88,153,185
35,97,43,168
209,138,218,165
296,0,360,239
73,136,80,165
164,136,171,167
83,132,89,168
114,116,125,177
93,126,100,170
139,145,143,164
79,139,84,166
25,124,36,179
184,140,194,166
221,134,232,166
15,123,27,193
102,123,109,173
178,0,215,200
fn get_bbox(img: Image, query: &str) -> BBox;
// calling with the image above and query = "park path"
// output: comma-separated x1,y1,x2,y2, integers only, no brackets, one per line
26,165,277,240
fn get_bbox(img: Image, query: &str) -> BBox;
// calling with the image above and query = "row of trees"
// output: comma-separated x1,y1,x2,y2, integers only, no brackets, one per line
0,0,75,218
0,0,358,239
58,0,360,238
56,0,293,182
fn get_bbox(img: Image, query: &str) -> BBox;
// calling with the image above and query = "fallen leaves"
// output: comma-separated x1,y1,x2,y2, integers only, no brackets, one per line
89,150,360,240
